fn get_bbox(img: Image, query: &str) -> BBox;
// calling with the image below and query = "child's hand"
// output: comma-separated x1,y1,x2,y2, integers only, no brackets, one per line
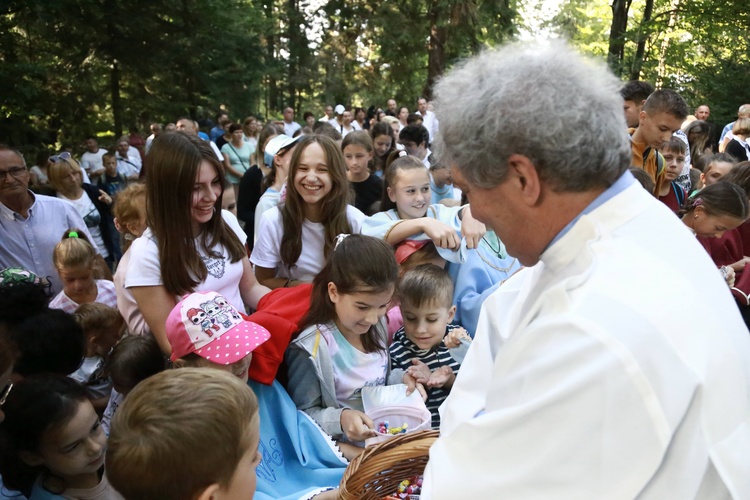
460,206,486,249
427,365,455,389
406,358,432,384
340,409,376,442
443,327,472,349
403,372,428,401
722,265,736,287
422,219,461,250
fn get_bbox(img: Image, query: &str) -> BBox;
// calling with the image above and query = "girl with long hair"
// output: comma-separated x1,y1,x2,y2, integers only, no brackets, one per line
251,135,366,289
125,132,269,353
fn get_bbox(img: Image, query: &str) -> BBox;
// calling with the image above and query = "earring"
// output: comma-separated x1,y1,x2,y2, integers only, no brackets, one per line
694,214,698,219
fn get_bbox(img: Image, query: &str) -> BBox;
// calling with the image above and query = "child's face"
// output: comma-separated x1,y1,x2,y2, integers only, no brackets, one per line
691,207,744,239
59,266,94,296
293,142,333,212
638,111,683,149
92,326,124,357
103,157,117,176
623,99,642,129
227,353,253,382
221,186,237,217
373,134,392,159
328,284,394,339
701,161,733,187
388,168,431,219
24,400,106,480
343,144,372,177
401,300,456,351
661,149,685,182
431,167,453,188
218,415,262,499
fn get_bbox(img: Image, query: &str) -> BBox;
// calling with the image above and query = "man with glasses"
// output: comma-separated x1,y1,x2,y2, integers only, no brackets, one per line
0,146,95,295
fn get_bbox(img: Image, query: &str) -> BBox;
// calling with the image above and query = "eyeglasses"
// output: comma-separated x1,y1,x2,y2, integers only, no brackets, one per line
49,152,72,163
0,381,12,407
0,167,27,181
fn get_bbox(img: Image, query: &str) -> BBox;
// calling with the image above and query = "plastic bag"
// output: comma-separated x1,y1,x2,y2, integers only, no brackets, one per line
362,384,432,446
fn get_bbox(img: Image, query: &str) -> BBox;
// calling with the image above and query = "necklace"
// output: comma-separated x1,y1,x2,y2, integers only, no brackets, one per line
481,234,504,258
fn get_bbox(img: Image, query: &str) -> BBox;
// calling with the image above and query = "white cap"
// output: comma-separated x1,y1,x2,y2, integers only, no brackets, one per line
263,134,301,167
334,104,345,115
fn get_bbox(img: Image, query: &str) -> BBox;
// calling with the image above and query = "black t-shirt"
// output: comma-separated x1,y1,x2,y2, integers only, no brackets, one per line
349,174,383,216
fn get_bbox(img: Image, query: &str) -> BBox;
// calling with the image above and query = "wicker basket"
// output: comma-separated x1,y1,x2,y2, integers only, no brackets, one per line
338,429,439,500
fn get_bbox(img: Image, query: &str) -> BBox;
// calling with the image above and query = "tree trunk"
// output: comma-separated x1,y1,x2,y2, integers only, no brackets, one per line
607,0,631,76
424,0,446,100
266,0,279,113
111,60,122,139
629,0,654,80
656,0,682,87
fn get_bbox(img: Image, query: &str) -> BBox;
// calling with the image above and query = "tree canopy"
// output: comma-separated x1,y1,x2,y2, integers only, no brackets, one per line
1,0,747,153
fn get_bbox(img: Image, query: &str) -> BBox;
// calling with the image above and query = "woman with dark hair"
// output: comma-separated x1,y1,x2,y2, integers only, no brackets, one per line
237,124,281,251
683,120,714,169
369,122,396,178
125,132,269,354
221,123,253,200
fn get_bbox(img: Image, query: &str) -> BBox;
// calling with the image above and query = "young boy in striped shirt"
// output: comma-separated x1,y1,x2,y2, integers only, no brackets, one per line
390,264,471,428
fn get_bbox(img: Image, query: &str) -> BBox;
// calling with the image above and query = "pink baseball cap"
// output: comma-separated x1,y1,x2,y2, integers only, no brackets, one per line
394,239,431,264
166,291,271,364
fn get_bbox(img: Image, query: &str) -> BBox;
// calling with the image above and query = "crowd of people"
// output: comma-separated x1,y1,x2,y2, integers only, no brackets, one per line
0,39,749,499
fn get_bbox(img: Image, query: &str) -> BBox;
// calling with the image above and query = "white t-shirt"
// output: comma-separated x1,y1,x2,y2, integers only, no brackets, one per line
59,192,109,258
125,210,248,312
254,187,280,244
80,149,107,176
102,388,124,436
251,205,365,281
284,121,302,137
69,356,111,399
114,247,149,336
326,324,387,412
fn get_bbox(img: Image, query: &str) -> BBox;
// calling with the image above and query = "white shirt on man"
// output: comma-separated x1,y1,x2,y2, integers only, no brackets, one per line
115,149,142,178
81,148,107,176
418,110,439,143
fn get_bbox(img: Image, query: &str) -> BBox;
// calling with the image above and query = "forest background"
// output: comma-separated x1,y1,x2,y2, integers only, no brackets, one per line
1,0,748,151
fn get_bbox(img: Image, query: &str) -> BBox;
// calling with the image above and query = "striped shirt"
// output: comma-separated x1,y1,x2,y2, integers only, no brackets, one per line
389,324,463,428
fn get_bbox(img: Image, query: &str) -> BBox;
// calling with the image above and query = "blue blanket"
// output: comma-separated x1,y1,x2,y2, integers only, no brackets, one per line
251,380,347,500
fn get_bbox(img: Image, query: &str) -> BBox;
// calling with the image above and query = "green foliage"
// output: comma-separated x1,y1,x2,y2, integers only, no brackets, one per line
0,0,266,152
19,0,745,155
543,0,750,126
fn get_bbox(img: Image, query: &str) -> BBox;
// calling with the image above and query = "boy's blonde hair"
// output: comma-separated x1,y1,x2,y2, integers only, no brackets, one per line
107,368,259,500
398,263,454,309
73,302,124,339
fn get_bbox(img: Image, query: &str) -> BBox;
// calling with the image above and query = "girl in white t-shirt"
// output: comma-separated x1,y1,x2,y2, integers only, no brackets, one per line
125,132,269,354
286,235,409,448
251,135,365,289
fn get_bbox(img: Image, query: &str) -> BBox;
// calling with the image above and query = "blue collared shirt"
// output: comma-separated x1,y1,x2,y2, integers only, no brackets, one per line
0,192,96,295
